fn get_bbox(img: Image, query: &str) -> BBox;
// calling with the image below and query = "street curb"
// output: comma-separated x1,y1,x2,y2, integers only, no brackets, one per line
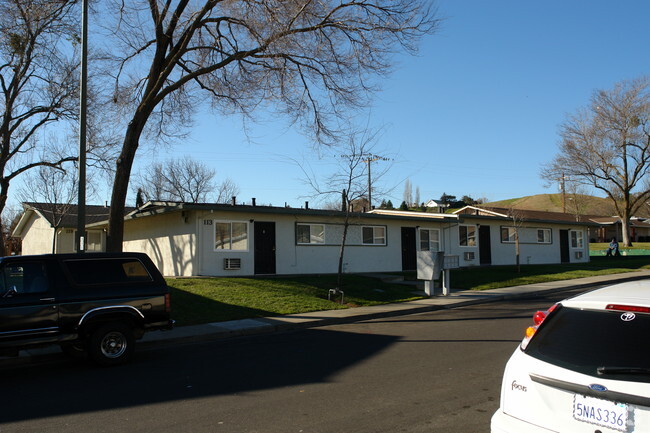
3,271,649,367
139,271,650,349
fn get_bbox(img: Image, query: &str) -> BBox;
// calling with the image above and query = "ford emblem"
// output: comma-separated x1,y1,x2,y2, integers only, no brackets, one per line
589,384,608,392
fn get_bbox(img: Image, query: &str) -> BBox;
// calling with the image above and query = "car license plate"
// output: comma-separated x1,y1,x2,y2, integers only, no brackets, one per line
573,394,629,432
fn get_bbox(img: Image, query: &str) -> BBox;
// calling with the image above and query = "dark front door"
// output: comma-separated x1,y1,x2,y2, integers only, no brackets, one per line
254,222,276,274
479,226,492,265
401,227,417,271
559,229,570,263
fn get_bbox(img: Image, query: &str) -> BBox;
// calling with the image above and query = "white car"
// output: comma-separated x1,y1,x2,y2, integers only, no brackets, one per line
491,281,650,433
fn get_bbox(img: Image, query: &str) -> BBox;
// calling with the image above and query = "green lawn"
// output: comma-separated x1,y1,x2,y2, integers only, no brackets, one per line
590,242,650,256
167,275,423,326
168,256,650,326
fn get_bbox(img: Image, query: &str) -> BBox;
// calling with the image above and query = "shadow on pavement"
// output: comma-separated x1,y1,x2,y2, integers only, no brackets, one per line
0,328,398,424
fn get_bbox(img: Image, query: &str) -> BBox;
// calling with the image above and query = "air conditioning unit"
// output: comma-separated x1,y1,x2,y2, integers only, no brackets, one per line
224,258,241,270
464,251,475,261
574,251,583,259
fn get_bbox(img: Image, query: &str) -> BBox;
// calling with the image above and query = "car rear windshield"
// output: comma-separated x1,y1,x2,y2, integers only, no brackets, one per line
525,305,650,382
64,258,153,285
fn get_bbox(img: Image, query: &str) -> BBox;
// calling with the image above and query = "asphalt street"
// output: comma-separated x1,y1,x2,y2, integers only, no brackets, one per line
0,288,587,433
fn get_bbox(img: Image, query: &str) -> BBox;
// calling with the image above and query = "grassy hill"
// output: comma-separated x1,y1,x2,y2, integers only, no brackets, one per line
485,193,616,216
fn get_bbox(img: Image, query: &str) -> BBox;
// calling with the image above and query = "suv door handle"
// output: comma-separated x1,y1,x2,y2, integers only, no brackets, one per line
40,298,56,302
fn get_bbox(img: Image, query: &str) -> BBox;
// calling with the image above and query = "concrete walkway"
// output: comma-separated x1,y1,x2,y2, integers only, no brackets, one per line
5,270,650,366
141,270,650,346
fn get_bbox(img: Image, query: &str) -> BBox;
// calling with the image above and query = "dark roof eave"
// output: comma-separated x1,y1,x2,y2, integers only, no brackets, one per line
458,213,600,227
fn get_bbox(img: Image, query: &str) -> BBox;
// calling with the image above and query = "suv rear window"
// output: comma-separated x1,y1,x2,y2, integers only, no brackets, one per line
63,258,153,285
525,306,650,382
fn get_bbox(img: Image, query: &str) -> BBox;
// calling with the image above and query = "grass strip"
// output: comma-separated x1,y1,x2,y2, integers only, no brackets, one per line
168,256,650,326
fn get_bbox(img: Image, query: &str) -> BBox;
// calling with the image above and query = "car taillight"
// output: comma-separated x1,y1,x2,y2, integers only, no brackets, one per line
606,304,650,314
165,293,171,313
521,303,558,349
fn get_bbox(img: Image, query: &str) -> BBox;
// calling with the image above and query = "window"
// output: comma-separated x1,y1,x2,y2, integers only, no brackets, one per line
570,230,584,248
419,229,440,251
64,258,153,285
296,224,325,244
215,221,248,250
459,225,476,247
525,306,650,381
362,226,386,245
73,230,103,252
0,262,48,295
537,229,551,244
500,227,516,243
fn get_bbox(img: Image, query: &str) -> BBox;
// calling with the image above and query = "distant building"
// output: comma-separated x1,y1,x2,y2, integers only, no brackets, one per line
424,199,450,213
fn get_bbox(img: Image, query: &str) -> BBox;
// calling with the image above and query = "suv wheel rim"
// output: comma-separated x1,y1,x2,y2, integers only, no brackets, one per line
100,331,127,359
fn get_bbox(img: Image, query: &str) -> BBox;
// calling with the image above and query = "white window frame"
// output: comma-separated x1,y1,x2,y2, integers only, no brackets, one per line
362,226,386,246
570,229,584,249
419,228,440,251
296,223,325,245
537,228,552,244
214,220,249,251
500,226,516,243
72,229,103,252
459,224,477,247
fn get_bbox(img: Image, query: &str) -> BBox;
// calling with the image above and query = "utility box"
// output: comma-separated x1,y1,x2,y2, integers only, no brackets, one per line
417,251,444,281
417,251,445,296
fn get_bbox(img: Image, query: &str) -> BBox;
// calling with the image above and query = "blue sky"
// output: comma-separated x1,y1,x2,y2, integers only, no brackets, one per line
125,1,650,208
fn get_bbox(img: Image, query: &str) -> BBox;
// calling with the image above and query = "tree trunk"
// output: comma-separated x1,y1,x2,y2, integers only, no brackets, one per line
51,227,57,254
0,180,10,255
106,119,146,252
515,229,521,273
620,205,633,247
337,215,350,290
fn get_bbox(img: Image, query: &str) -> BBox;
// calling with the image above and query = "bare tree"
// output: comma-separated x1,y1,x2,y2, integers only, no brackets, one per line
18,166,80,253
133,156,239,203
506,207,525,273
1,205,21,255
0,0,81,253
543,77,650,246
99,0,440,251
403,179,413,208
302,127,389,291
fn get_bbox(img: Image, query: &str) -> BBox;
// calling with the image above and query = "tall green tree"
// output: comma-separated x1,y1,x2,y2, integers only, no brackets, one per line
100,0,440,251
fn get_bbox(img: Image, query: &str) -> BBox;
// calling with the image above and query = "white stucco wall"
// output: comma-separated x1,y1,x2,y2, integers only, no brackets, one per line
122,211,197,276
20,214,54,255
192,210,453,277
453,219,590,266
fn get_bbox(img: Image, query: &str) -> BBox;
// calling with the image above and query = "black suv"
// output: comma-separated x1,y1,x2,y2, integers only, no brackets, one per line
0,252,173,366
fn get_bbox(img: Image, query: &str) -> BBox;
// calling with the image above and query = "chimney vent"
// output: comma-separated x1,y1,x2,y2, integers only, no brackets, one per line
231,196,236,206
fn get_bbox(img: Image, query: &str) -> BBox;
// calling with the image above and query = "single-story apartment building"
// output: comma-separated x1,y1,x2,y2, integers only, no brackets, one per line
451,206,597,266
12,201,595,277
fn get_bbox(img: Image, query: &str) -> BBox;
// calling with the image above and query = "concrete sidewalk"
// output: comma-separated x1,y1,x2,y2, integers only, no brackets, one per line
140,269,650,346
5,270,650,366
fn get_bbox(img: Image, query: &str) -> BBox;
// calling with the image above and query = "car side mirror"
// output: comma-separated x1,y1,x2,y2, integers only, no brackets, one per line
2,286,17,298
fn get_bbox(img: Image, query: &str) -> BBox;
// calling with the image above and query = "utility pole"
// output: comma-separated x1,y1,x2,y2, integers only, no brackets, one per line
560,172,566,213
364,154,390,209
338,153,390,210
76,0,88,253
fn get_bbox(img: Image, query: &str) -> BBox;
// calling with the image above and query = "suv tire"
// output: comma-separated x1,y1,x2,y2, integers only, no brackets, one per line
88,322,135,367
